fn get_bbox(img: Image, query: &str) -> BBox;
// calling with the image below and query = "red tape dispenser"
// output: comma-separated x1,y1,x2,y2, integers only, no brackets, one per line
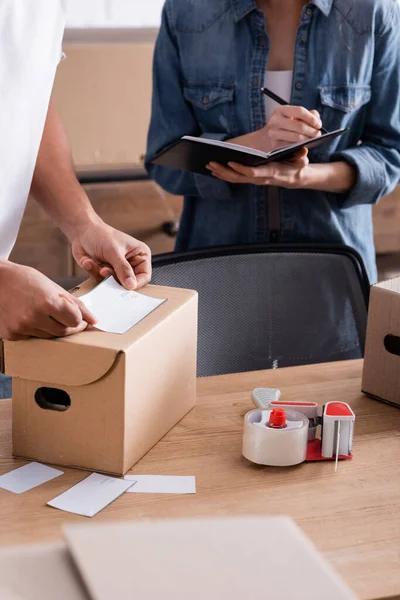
242,389,355,470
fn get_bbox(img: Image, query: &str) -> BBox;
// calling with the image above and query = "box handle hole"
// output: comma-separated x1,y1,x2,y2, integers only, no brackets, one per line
384,335,400,357
34,387,71,412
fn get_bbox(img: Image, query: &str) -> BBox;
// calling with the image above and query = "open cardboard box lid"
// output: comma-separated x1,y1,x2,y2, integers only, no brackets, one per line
0,542,88,600
0,517,358,599
3,280,197,387
62,517,358,600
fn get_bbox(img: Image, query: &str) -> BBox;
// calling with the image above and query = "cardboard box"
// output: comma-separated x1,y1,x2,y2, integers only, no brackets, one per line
373,186,400,255
3,282,197,475
362,277,400,407
53,34,156,168
0,542,88,600
0,517,358,600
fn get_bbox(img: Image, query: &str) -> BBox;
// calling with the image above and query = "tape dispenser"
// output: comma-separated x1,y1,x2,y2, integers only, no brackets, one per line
242,388,355,469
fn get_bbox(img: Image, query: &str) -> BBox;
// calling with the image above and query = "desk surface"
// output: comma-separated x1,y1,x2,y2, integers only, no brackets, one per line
1,360,400,600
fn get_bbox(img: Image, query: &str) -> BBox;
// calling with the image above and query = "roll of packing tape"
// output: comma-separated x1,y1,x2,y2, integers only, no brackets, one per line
242,409,309,467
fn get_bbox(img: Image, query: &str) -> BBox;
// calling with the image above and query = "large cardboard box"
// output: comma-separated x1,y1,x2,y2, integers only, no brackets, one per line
3,282,197,475
362,277,400,406
53,31,156,168
0,517,358,600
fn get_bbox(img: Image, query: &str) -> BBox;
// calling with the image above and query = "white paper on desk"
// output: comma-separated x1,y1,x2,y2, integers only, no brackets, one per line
79,276,166,335
47,473,133,517
0,462,64,494
124,475,196,494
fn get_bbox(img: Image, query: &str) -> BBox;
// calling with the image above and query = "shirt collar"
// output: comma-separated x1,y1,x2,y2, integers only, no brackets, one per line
230,0,333,22
311,0,333,16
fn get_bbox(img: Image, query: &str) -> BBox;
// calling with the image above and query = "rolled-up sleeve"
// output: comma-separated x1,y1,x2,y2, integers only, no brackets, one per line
145,1,232,199
331,2,400,208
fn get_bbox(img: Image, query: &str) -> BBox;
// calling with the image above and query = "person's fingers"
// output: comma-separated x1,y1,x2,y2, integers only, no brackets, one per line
268,128,313,145
47,294,83,328
126,250,152,289
310,109,323,126
274,114,321,138
76,255,105,282
284,148,309,167
69,296,98,326
208,162,247,182
105,248,137,290
278,105,322,129
33,314,89,337
99,266,114,279
227,162,275,179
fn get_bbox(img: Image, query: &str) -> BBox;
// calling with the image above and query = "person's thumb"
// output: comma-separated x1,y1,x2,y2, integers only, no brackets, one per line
108,249,137,290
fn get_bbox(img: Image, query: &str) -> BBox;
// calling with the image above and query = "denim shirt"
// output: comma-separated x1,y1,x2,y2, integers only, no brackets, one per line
146,0,400,284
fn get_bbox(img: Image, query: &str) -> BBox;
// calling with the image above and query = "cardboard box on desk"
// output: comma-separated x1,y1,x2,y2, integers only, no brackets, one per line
362,276,400,407
3,281,198,476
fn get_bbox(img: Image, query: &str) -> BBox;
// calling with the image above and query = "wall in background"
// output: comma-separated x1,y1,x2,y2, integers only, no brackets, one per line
66,0,164,28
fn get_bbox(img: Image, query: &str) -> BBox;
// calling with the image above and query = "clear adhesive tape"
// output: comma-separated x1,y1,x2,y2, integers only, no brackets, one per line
242,409,309,466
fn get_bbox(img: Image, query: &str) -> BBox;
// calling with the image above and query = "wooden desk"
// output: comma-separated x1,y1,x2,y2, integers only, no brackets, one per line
1,360,400,600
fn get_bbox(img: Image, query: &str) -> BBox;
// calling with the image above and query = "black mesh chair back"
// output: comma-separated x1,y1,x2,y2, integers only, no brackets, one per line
151,245,370,377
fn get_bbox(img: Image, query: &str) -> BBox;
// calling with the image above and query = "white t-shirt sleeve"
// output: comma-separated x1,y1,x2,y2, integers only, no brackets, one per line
0,0,67,259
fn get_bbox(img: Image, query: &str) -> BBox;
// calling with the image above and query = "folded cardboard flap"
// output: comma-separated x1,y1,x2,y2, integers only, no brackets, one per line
3,281,197,387
4,339,119,387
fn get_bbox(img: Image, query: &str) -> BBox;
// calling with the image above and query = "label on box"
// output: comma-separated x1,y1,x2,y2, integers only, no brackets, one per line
79,276,166,334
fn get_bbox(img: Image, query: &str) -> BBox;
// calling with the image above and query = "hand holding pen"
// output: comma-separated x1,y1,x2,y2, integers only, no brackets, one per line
260,86,327,151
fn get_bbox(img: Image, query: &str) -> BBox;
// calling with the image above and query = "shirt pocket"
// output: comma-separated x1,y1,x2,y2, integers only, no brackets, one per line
183,83,238,137
311,85,371,161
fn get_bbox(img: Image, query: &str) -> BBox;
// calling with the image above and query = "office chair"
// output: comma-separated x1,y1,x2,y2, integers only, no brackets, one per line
151,244,370,377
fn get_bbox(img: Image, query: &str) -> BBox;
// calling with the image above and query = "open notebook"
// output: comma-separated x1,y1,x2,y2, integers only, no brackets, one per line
151,128,347,176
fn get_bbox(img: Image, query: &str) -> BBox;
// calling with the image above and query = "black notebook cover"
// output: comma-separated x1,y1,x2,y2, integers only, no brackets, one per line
151,128,347,176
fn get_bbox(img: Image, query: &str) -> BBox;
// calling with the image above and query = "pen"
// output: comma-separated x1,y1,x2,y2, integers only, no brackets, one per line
260,86,329,134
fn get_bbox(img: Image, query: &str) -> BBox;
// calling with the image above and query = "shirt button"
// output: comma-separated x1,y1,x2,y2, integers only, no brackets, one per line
295,82,302,90
301,34,307,42
203,96,209,105
306,7,313,16
254,76,260,87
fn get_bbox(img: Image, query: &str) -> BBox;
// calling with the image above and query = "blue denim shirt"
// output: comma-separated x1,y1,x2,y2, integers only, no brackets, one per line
146,0,400,283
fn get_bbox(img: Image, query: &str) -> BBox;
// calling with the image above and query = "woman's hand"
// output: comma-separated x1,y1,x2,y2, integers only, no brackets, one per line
265,106,322,151
227,106,323,153
207,148,310,189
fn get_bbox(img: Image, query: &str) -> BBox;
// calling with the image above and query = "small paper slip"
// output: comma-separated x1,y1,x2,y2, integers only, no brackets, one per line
47,473,133,517
0,462,63,494
79,276,166,335
124,475,196,494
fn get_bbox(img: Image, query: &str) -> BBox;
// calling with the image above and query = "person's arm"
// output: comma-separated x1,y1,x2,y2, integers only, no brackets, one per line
145,0,232,199
30,99,97,241
329,2,400,206
31,101,151,289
